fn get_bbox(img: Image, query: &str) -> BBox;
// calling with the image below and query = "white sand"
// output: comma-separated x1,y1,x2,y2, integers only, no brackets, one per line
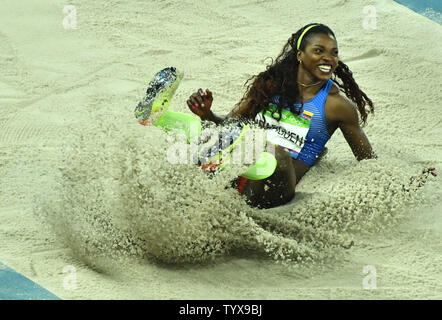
1,0,441,299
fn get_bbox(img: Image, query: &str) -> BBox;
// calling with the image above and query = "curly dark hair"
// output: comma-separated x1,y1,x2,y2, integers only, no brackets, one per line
236,23,374,125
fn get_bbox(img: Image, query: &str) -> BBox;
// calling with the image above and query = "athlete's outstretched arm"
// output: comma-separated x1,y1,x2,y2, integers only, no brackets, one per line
338,99,376,161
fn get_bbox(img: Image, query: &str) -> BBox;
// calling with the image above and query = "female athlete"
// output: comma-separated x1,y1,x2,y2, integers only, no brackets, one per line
186,23,376,208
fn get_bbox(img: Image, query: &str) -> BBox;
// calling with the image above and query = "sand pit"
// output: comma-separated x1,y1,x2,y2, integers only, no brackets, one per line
1,0,441,299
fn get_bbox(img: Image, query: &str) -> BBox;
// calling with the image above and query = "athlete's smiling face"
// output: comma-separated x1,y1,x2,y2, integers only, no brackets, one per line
297,33,339,81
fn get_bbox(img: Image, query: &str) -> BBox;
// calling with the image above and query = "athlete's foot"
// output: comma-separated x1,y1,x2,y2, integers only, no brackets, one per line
135,67,183,125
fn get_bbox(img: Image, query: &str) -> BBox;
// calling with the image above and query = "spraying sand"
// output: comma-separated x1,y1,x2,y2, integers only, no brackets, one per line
1,0,441,299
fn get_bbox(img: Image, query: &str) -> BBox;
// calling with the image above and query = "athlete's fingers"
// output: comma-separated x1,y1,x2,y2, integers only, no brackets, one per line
192,93,205,107
187,100,197,111
202,89,212,101
189,95,200,107
188,98,206,115
187,97,195,107
191,92,203,103
200,89,212,108
196,90,205,107
187,100,202,113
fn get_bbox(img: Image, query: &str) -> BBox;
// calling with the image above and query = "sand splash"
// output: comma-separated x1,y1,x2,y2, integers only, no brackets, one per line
36,116,436,269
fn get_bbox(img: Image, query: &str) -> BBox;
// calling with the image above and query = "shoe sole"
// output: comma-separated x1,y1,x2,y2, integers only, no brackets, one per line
135,67,183,125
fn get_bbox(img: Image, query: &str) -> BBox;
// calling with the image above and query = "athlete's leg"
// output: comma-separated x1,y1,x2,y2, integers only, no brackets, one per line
136,67,281,207
240,145,296,209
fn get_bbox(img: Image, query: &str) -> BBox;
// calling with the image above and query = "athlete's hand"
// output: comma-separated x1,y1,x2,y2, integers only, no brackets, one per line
187,88,213,120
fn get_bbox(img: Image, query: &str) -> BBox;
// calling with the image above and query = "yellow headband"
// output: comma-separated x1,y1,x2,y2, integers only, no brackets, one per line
297,24,318,50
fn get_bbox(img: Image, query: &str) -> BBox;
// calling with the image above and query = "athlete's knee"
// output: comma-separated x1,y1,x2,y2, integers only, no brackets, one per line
273,146,293,171
241,174,296,209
